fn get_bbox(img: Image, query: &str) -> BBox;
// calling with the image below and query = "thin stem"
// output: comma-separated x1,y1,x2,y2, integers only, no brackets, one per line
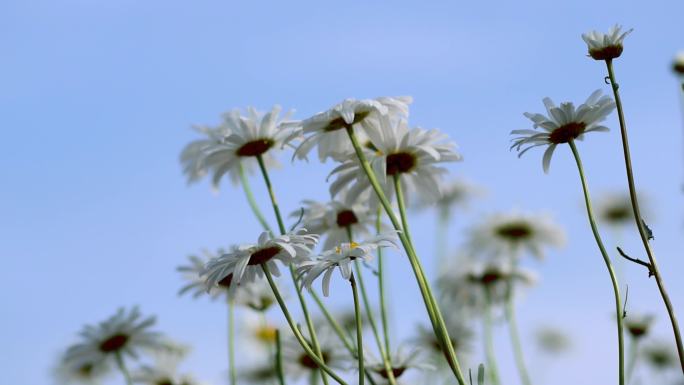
569,140,625,385
505,283,533,385
256,154,330,385
626,337,639,384
228,299,237,385
376,207,392,361
344,126,467,385
238,160,273,233
392,175,413,247
350,273,365,385
261,264,349,385
275,329,286,385
483,287,502,385
605,59,684,373
114,351,133,385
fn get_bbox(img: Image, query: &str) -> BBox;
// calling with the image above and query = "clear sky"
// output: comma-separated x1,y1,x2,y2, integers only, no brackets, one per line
2,1,684,384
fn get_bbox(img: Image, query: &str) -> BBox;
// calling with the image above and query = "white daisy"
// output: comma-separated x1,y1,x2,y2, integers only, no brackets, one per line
467,210,565,259
625,313,655,339
329,117,462,207
595,191,638,227
64,307,171,367
289,96,412,162
581,24,633,60
54,355,111,385
294,189,376,250
131,343,199,385
180,105,297,189
281,327,347,380
511,90,616,173
365,345,434,381
202,229,318,292
534,327,571,354
412,309,474,360
177,251,227,300
296,234,398,297
673,52,684,75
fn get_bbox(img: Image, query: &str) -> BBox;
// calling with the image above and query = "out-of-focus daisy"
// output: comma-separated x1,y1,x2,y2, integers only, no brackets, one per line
673,52,684,76
642,341,678,371
281,328,347,380
294,189,376,250
239,311,280,360
54,355,111,385
130,343,199,385
412,310,474,361
581,24,633,60
177,251,226,300
64,307,171,368
203,230,318,292
329,117,462,206
365,346,434,380
534,327,571,355
233,279,279,312
414,177,484,212
467,210,565,259
511,90,616,173
180,105,297,189
625,313,655,339
297,234,397,296
289,96,412,162
239,361,279,385
595,191,652,229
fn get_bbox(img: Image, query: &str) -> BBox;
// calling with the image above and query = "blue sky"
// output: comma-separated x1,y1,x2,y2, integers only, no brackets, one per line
2,1,684,384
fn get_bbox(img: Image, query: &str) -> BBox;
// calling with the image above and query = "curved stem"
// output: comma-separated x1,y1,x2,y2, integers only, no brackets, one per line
392,175,413,247
345,126,467,385
505,284,533,385
626,336,639,384
275,329,286,385
228,299,237,385
350,273,365,385
256,154,330,385
262,264,348,385
569,140,625,385
376,207,392,360
238,160,273,233
483,287,502,385
605,59,684,373
114,351,133,385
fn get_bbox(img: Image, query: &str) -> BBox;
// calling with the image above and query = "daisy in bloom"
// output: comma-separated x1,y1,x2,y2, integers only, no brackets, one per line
294,188,376,250
177,251,227,300
297,233,398,296
510,90,616,173
365,345,434,381
329,117,462,206
180,105,298,189
281,327,347,380
63,307,171,368
131,343,201,385
642,341,678,371
54,355,111,385
625,313,655,339
202,229,318,291
289,96,412,162
673,52,684,75
467,210,565,259
581,24,633,60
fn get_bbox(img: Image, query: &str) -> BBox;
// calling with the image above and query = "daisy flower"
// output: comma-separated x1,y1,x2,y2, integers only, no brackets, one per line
625,313,655,339
534,327,571,355
365,345,434,380
294,189,376,250
177,251,227,300
329,117,462,206
54,355,111,385
202,229,318,292
239,361,279,385
296,233,398,296
64,307,171,368
673,52,684,75
642,341,678,371
180,105,298,189
131,343,200,385
289,96,412,162
467,210,565,259
511,90,616,173
412,311,474,361
281,327,347,380
581,24,633,60
233,278,279,312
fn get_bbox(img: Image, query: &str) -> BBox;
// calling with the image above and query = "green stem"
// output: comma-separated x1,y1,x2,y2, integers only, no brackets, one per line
392,175,413,247
483,287,502,385
344,126,467,385
376,207,392,364
505,283,532,385
255,154,330,385
114,351,133,385
568,140,625,385
350,273,365,385
261,264,348,385
238,160,273,233
228,299,237,385
275,329,286,385
626,336,639,384
605,59,684,373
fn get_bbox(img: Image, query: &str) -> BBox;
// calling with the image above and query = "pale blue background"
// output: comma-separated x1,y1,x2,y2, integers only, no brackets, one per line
2,1,684,384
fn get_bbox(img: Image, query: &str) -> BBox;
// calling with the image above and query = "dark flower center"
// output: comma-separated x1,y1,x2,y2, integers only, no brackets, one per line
99,333,129,353
336,210,359,227
155,379,174,385
469,269,506,286
236,139,274,157
248,246,282,265
604,206,631,223
217,273,234,288
674,62,684,75
549,122,586,144
364,140,379,152
589,45,624,61
627,324,649,338
248,296,275,312
495,222,533,240
378,366,407,379
386,152,416,175
298,351,330,369
77,363,94,376
324,111,370,132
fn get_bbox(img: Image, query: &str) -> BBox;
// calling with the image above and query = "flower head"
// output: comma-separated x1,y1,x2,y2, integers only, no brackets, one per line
297,234,397,296
54,355,111,385
582,24,633,60
177,251,227,300
643,341,678,371
130,343,201,385
180,105,297,189
467,210,565,259
329,117,462,206
281,327,346,380
534,327,571,355
511,90,615,172
365,346,434,380
289,96,412,162
64,307,171,368
203,229,318,292
673,52,684,75
625,313,655,339
412,311,473,362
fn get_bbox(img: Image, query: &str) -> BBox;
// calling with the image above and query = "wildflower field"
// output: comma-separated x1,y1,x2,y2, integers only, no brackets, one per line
3,1,684,385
